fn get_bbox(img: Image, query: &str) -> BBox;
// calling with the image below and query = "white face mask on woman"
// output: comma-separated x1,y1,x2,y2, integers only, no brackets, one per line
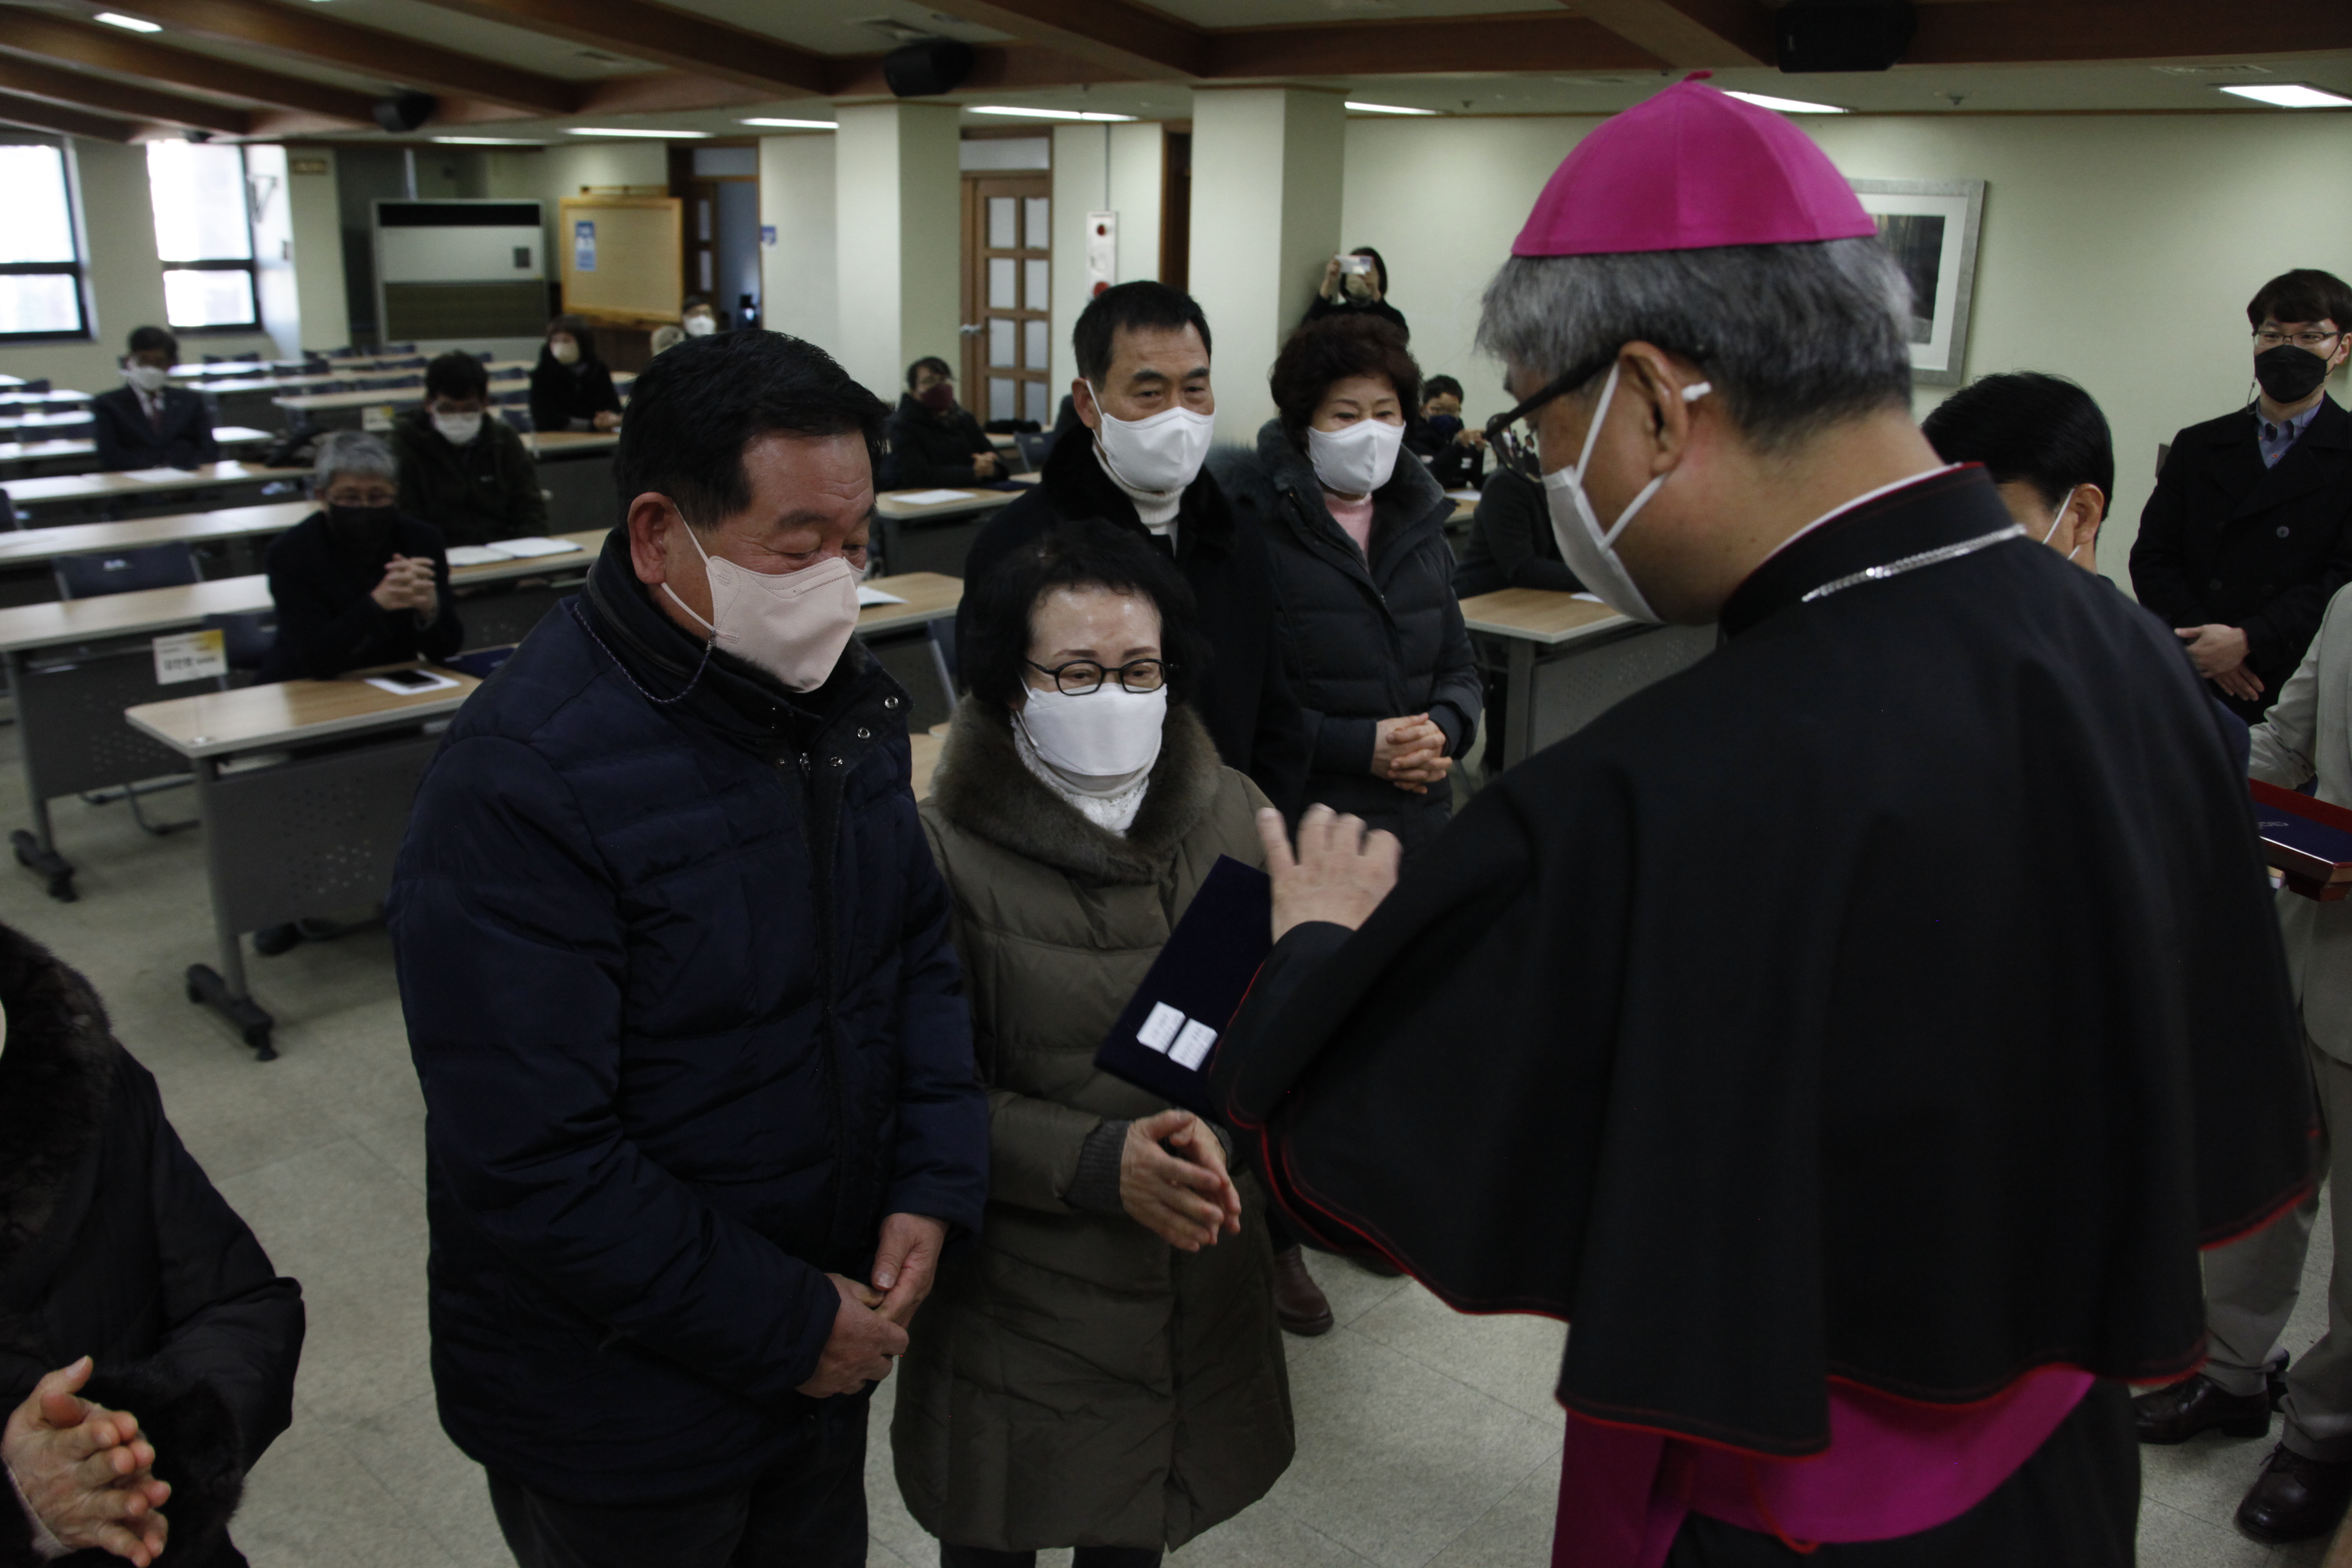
550,340,580,365
662,522,862,692
1088,386,1215,495
1018,683,1167,778
1542,362,1712,625
1307,418,1404,497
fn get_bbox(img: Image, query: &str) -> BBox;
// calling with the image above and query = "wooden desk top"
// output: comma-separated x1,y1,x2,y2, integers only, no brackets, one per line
0,500,313,565
873,487,1020,522
0,390,90,407
127,663,484,758
4,461,308,508
858,571,961,636
276,367,630,413
0,427,271,469
526,431,619,456
1457,587,1629,646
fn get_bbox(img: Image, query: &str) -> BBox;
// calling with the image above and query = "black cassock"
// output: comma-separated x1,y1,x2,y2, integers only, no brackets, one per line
1213,468,2315,1488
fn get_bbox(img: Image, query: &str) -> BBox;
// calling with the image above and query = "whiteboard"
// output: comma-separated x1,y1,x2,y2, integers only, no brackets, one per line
559,196,682,322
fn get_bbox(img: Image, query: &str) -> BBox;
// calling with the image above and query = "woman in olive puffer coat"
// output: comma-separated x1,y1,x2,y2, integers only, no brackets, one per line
892,519,1294,1568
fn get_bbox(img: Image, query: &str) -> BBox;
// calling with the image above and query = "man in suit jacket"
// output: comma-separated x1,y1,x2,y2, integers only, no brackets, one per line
89,325,219,472
2132,269,2352,723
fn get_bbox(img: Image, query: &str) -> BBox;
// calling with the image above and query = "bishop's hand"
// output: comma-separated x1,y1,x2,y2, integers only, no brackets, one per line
1257,805,1400,942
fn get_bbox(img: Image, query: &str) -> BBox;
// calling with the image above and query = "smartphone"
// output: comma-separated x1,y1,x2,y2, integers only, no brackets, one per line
376,668,442,691
1339,255,1374,276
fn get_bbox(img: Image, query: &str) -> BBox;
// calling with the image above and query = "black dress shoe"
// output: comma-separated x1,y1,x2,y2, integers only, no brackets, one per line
2134,1374,2272,1444
1271,1245,1334,1337
2237,1444,2352,1544
251,922,302,957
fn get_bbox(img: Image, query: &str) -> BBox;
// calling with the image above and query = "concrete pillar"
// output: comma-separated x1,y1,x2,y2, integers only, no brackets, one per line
284,146,351,356
1186,88,1346,446
1048,121,1166,402
759,132,837,352
833,101,962,403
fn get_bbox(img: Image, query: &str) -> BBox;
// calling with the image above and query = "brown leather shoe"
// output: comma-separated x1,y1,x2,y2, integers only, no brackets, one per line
2135,1373,2273,1444
1272,1245,1334,1337
2237,1444,2352,1544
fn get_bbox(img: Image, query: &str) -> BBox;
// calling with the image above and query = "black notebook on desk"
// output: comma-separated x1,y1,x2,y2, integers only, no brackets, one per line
1095,855,1271,1117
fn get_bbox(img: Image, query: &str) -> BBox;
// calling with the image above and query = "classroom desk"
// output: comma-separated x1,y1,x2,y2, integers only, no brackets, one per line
0,531,607,905
0,427,273,482
872,486,1020,577
275,367,631,426
0,500,311,572
2,461,309,523
1459,587,1716,767
0,390,91,408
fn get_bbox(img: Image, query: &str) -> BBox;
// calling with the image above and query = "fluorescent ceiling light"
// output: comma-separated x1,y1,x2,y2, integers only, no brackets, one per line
967,105,1135,122
433,136,542,144
93,11,162,30
1345,101,1438,116
1723,90,1847,114
740,117,837,130
2220,83,2352,108
567,126,710,138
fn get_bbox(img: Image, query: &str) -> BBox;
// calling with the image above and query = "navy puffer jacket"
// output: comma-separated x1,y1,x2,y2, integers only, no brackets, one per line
389,534,988,1505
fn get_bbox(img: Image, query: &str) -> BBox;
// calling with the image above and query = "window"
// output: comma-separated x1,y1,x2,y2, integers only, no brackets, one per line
0,141,89,341
147,140,257,331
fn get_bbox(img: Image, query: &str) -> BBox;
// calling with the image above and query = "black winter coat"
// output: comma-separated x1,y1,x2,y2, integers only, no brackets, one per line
958,431,1310,817
1404,422,1484,492
258,511,462,683
90,385,218,472
0,924,303,1568
2130,396,2352,722
1218,422,1479,854
1302,294,1410,342
388,537,989,1507
527,350,622,434
388,407,547,548
1453,466,1581,598
884,396,995,489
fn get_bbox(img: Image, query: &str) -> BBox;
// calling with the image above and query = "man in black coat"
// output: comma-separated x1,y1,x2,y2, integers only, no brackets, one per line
959,282,1308,817
89,325,219,472
389,352,548,549
883,356,1001,489
389,331,988,1568
2131,268,2352,722
0,922,304,1567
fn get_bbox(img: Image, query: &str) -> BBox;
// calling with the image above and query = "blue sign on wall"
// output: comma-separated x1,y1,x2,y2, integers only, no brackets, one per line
573,219,597,273
761,224,778,247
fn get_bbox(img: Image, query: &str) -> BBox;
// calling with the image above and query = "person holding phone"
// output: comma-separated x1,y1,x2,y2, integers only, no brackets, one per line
1304,246,1409,341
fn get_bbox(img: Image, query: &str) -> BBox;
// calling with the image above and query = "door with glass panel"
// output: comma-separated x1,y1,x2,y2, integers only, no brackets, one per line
961,174,1052,430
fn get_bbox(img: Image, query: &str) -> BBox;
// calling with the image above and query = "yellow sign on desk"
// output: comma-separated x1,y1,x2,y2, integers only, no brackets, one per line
152,628,226,684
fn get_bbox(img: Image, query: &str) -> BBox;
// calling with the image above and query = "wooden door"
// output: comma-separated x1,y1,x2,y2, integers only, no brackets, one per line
961,173,1053,428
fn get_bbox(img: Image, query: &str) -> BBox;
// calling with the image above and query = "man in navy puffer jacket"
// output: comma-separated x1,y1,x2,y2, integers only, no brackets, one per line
389,331,988,1567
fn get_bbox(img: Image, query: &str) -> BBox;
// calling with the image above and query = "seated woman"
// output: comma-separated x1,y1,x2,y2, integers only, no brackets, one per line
884,357,999,488
0,919,304,1567
259,430,462,684
1218,315,1479,856
526,315,623,434
893,519,1293,1568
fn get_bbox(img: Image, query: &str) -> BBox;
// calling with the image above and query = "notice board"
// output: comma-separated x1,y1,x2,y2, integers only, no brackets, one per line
557,196,683,322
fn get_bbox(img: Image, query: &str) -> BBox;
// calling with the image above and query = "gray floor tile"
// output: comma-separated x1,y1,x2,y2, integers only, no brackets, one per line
1168,1504,1380,1567
212,1135,427,1275
237,1411,460,1568
1301,1252,1414,1333
1348,1283,1568,1423
336,1392,510,1568
278,1231,437,1428
2136,1499,2278,1567
2140,1426,2282,1532
1421,1449,1559,1568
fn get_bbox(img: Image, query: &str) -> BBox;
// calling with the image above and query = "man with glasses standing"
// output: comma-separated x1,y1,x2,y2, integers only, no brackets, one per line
2132,269,2352,722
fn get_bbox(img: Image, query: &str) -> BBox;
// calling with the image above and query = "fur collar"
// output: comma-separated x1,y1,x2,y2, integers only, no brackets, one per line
0,925,119,1282
930,696,1225,885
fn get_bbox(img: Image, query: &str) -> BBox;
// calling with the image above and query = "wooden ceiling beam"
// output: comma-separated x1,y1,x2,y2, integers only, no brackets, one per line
823,42,1147,98
1906,1,2352,63
917,1,1207,80
1208,15,1663,78
88,0,578,115
400,0,829,98
1569,0,1773,68
0,11,376,123
0,89,140,142
575,71,772,116
0,50,250,134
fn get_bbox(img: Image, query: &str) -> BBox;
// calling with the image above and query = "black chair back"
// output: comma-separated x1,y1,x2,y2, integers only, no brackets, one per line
55,544,200,601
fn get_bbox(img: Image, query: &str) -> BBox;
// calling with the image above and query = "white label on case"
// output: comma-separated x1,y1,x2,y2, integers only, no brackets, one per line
1137,1001,1185,1054
1169,1019,1219,1070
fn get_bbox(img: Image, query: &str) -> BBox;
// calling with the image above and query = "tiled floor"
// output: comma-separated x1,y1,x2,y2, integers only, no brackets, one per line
0,720,2337,1567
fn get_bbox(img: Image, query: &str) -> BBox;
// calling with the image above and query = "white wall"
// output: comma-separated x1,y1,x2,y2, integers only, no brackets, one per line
759,134,837,353
1339,110,2352,589
286,146,349,354
1046,122,1166,403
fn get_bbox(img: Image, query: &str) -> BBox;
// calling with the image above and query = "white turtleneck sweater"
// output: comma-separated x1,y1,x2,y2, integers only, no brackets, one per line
1013,717,1154,836
1095,436,1182,545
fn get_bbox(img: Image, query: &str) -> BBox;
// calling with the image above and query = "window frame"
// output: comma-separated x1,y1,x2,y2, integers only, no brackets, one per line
149,141,261,336
0,136,93,346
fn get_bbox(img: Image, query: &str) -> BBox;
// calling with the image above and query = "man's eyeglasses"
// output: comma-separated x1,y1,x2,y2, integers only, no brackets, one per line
2254,328,2343,351
1026,658,1170,696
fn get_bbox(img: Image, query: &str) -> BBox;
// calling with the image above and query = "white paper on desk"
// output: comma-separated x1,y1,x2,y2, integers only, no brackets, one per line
365,669,461,696
892,488,976,505
1571,592,1605,603
119,467,202,483
445,545,507,566
485,536,581,559
856,584,907,607
1447,488,1480,501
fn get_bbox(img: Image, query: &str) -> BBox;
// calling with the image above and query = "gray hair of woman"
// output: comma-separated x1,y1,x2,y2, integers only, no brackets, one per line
1476,237,1915,453
312,428,400,492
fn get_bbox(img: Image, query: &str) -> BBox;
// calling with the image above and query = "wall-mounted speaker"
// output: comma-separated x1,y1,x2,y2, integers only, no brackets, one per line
883,38,975,98
372,91,439,134
1774,0,1916,72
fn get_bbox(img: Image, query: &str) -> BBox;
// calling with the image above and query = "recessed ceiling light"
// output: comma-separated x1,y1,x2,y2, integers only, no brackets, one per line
566,126,711,138
2153,63,2270,77
740,117,837,130
1723,89,1848,114
2220,83,2352,108
967,105,1135,122
433,136,543,144
93,12,162,30
1344,101,1438,115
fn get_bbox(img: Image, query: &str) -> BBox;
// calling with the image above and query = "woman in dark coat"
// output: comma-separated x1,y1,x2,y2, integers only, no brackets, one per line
884,357,1001,489
0,922,304,1567
1303,246,1409,341
1219,316,1479,855
893,521,1292,1568
526,314,622,434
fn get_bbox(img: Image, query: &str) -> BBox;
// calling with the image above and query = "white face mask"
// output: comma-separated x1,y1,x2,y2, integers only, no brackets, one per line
662,523,861,692
683,314,717,338
433,411,483,446
550,340,580,365
1307,418,1404,498
1541,363,1711,626
124,363,169,395
1088,384,1215,495
2042,484,2083,561
1018,683,1167,778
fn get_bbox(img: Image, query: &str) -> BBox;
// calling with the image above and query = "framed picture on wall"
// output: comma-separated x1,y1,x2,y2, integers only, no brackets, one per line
1850,178,1985,387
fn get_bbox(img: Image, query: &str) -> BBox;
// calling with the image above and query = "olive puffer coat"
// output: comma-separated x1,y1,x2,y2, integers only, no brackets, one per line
892,698,1295,1554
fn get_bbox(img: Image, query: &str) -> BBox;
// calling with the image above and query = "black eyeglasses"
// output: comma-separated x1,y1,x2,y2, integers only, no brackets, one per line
1482,351,1615,483
1026,658,1171,696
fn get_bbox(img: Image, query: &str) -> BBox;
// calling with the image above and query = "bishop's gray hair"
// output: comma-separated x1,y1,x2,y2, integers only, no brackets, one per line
1477,238,1916,451
312,428,399,490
